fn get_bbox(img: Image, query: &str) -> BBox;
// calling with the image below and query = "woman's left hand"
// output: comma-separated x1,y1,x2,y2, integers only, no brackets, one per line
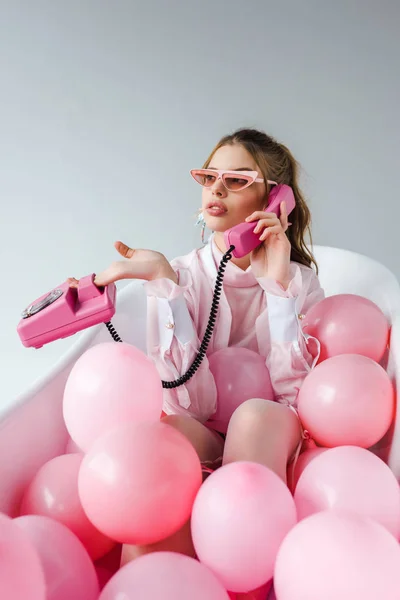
246,201,292,288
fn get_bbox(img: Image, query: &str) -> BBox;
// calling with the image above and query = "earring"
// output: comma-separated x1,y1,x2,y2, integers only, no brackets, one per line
195,209,206,244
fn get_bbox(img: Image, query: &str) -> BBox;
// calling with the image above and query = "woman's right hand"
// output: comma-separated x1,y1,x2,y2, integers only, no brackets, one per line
68,241,178,288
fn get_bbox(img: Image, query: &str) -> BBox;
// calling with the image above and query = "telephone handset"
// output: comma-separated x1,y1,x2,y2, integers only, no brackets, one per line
17,185,296,389
224,183,296,258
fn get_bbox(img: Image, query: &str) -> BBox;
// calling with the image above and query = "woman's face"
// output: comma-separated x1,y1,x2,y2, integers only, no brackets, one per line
200,143,267,233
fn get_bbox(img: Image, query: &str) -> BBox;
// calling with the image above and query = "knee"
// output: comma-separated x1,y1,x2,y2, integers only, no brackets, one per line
161,414,194,429
226,399,302,468
228,398,298,435
229,398,279,428
161,414,224,462
161,414,208,440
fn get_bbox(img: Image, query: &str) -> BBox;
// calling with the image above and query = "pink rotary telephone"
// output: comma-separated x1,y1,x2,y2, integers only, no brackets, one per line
17,184,295,350
17,274,116,349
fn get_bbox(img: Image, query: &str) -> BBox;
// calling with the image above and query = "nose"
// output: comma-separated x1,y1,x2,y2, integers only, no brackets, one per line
211,176,227,197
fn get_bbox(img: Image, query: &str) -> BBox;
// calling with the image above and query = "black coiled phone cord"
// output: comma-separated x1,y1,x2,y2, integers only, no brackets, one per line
105,245,235,389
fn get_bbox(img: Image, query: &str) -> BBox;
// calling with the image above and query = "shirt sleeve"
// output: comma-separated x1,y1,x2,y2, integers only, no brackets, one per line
256,263,325,407
143,267,217,422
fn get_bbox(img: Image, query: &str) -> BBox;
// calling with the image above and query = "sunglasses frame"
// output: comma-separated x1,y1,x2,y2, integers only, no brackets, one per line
190,168,277,192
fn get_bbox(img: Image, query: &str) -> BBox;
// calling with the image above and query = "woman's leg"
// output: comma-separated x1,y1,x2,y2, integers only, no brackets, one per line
222,399,301,599
121,414,224,566
161,414,225,465
223,397,301,483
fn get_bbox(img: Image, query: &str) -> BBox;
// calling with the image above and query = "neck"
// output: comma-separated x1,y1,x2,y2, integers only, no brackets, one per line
213,232,251,271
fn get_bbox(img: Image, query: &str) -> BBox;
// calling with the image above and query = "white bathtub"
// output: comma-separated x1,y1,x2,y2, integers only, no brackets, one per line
1,245,400,520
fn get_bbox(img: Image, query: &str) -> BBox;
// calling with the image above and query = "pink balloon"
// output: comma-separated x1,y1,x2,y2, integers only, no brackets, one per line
191,461,297,593
0,512,45,600
78,421,202,545
14,515,99,600
274,510,400,600
99,551,230,599
228,581,273,599
297,353,394,447
294,446,400,538
96,566,114,591
65,437,83,454
20,453,115,560
63,342,163,451
287,447,327,493
302,294,389,363
250,583,273,599
94,544,122,590
208,347,275,433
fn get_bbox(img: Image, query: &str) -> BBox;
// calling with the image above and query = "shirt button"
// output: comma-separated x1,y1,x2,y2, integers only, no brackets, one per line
165,321,174,329
298,313,305,320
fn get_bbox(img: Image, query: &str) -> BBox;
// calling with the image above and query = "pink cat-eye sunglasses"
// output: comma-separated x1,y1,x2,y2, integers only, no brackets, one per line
190,168,277,192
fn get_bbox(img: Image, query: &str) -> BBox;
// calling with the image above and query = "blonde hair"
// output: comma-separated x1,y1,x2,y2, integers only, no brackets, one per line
202,128,318,273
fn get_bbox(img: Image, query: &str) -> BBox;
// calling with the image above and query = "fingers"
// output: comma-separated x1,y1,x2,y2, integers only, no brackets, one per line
247,201,291,236
68,241,137,289
94,261,126,286
245,211,277,223
115,241,135,259
259,224,283,241
253,215,280,235
67,277,79,288
246,202,289,223
279,201,289,231
93,242,136,285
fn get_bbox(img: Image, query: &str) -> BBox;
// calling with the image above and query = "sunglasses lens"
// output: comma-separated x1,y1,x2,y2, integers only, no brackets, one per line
222,174,252,191
192,170,216,187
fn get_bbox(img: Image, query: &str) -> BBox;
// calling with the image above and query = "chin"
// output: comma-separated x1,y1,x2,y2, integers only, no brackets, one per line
206,223,227,234
204,216,234,233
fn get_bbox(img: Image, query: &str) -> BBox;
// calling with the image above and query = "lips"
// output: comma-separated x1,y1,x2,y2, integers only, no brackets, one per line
206,201,227,216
